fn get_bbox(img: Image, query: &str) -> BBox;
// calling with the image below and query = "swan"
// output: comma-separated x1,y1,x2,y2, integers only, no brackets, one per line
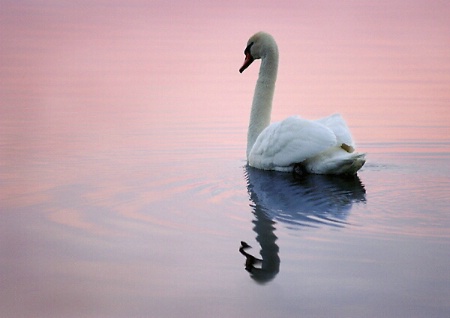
239,32,366,175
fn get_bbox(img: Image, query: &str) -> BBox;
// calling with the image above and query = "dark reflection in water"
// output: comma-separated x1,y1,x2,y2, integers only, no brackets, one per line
240,166,366,283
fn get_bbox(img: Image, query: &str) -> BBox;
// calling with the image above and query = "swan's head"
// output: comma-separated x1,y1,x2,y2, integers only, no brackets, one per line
239,32,277,73
240,241,251,249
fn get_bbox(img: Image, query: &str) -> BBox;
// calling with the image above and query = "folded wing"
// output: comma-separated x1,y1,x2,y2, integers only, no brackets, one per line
315,113,356,152
248,116,338,170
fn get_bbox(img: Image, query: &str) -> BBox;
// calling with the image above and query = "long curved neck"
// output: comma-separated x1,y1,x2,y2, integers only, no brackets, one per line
247,46,279,158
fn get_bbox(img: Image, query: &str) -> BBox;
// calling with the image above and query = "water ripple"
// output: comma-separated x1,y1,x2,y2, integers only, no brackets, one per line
244,166,366,229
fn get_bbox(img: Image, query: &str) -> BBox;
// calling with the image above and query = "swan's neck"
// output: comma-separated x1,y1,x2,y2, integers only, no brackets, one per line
247,47,279,158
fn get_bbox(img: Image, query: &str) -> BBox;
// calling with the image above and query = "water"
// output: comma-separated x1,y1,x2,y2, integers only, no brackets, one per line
2,2,450,317
2,110,450,318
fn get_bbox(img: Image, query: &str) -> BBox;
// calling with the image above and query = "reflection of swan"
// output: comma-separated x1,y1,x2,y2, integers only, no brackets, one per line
239,208,280,284
239,241,262,272
240,166,366,283
239,32,365,175
246,166,366,227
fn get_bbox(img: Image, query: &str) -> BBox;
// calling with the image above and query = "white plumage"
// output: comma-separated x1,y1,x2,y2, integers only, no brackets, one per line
240,32,365,175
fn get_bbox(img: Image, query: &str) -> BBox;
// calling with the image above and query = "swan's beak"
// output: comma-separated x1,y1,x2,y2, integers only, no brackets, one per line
239,52,254,73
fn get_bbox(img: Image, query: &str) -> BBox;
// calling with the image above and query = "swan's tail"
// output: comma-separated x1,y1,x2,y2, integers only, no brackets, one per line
305,149,366,175
334,152,366,175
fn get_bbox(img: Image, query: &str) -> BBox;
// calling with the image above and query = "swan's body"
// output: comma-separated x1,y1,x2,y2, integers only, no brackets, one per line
240,32,365,175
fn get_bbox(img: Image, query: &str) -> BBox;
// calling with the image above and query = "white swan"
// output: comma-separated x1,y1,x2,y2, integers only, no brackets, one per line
239,32,365,175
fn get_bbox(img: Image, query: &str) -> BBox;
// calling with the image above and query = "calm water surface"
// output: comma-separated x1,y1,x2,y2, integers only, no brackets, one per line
2,106,450,317
2,2,450,317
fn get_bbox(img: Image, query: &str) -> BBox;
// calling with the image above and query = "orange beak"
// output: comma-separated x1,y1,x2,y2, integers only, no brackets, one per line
239,52,254,73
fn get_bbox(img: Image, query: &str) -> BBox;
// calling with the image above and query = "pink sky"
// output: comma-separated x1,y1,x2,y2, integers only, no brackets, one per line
1,0,450,148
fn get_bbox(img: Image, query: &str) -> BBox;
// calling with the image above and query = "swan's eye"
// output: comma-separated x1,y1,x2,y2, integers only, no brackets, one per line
244,42,254,55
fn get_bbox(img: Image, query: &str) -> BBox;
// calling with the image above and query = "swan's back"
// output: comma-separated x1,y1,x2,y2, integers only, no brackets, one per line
248,115,365,175
249,116,336,171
